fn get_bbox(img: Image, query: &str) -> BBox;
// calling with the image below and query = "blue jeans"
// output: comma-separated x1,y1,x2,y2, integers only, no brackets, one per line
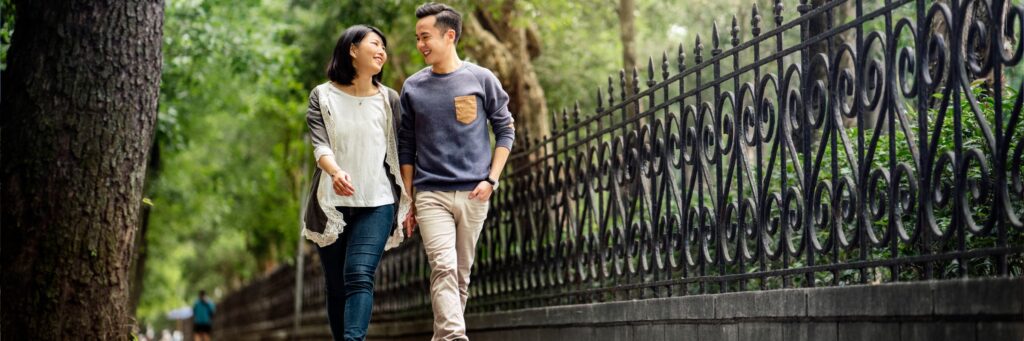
316,204,395,341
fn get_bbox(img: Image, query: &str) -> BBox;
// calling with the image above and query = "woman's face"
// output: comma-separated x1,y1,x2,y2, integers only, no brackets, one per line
350,32,387,77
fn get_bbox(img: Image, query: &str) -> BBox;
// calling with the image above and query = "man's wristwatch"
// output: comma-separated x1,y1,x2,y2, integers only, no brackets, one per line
485,177,499,190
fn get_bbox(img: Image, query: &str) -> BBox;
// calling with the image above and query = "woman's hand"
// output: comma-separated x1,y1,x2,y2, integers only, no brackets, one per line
330,170,356,196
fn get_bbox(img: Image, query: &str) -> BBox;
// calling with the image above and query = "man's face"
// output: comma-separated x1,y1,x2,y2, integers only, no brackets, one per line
415,15,451,66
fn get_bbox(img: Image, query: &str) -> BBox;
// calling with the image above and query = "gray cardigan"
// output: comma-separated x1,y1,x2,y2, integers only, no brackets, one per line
303,84,405,241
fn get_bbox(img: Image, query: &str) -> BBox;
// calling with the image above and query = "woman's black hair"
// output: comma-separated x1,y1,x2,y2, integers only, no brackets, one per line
326,25,387,85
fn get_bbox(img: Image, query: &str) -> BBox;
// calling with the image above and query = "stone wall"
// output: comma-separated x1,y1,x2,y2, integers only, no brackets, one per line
367,277,1023,341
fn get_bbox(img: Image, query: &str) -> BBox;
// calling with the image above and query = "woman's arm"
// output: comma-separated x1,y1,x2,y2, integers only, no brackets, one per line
306,87,355,196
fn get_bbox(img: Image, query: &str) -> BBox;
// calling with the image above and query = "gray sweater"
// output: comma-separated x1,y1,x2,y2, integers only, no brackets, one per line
398,62,516,191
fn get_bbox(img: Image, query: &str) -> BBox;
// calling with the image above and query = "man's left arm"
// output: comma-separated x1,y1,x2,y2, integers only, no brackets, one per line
469,70,516,201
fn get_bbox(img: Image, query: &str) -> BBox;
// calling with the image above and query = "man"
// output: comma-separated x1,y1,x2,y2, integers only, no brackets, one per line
191,290,215,341
398,3,516,340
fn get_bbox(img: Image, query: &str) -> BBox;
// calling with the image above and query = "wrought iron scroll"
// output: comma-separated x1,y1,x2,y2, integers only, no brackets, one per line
373,0,1024,319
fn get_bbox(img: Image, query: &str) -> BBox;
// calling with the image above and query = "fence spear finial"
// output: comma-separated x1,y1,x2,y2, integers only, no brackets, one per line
521,126,532,148
752,3,762,37
694,33,704,63
678,43,686,72
550,105,559,132
619,69,627,101
731,15,741,47
774,0,785,26
662,51,670,81
711,21,721,54
632,66,640,94
647,56,656,87
607,76,615,107
573,101,581,123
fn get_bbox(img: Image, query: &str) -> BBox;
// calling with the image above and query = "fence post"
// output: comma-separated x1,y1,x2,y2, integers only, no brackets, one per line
294,134,310,337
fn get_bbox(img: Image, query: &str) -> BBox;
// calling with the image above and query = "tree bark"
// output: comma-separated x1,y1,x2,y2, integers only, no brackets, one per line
927,0,1012,98
1,0,164,339
619,0,638,116
462,0,549,145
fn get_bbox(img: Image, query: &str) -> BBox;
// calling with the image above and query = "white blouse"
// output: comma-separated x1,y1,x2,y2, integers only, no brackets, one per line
317,86,395,207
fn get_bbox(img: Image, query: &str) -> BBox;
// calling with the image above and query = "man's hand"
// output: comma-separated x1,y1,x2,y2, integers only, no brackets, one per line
330,170,356,196
468,181,494,201
400,164,417,237
403,206,417,237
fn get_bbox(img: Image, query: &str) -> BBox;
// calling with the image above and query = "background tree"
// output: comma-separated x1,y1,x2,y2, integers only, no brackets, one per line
463,0,551,143
1,0,164,339
620,0,638,115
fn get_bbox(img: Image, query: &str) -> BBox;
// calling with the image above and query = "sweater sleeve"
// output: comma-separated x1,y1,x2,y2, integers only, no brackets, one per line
306,87,334,162
398,87,417,165
480,70,516,150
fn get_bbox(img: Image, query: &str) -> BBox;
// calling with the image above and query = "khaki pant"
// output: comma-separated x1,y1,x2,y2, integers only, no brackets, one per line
415,191,489,341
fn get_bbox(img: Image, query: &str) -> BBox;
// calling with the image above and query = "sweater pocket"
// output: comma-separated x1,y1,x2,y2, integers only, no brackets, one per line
454,95,478,124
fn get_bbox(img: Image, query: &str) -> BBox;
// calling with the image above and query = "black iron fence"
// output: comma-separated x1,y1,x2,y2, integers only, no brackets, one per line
371,0,1024,320
216,0,1024,332
215,251,333,339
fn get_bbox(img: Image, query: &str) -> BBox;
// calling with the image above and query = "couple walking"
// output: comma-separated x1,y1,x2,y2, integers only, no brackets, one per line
301,3,515,341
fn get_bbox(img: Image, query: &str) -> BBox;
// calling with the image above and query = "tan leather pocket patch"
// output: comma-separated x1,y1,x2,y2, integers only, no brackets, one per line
454,95,478,124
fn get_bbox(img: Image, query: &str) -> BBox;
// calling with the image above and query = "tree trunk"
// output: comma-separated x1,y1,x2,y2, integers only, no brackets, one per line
927,0,1012,99
964,0,1014,87
1,1,164,339
462,0,549,147
619,0,638,116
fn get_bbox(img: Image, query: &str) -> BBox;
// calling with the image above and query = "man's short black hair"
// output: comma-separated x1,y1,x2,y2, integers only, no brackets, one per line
326,25,388,86
416,2,462,45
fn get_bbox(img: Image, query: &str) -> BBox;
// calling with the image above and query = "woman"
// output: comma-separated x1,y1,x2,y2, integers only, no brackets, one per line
301,25,411,341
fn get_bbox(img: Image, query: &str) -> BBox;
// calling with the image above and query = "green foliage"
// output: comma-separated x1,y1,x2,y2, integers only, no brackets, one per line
138,0,308,327
811,80,1024,282
530,0,621,113
1,0,14,71
531,0,760,114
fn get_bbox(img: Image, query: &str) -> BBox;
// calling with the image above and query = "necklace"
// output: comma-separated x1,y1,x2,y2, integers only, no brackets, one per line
353,84,365,106
332,81,374,105
353,83,375,106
